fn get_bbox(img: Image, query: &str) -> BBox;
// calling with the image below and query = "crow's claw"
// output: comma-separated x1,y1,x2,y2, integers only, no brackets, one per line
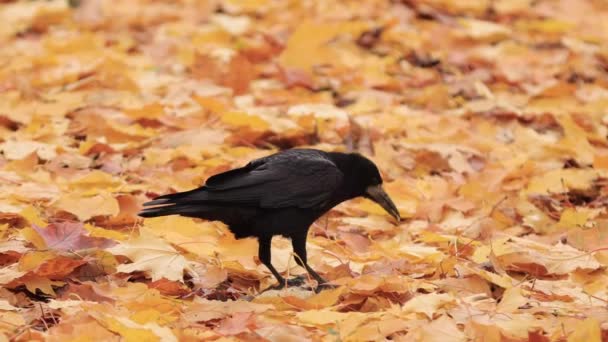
286,275,307,287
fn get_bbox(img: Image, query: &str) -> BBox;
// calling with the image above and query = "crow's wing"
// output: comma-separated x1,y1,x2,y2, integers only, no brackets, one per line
200,149,344,208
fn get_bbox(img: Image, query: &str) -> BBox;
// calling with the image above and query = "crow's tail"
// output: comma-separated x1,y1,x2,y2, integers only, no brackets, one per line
139,203,207,218
139,190,209,218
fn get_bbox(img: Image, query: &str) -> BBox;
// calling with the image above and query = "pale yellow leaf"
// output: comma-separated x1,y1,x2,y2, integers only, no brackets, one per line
458,18,512,42
415,315,466,342
106,229,192,282
0,300,17,311
0,265,26,285
0,140,56,160
401,293,456,319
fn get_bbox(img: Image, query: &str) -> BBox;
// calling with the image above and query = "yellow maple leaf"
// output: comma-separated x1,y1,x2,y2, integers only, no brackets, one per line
18,251,56,272
143,216,220,257
100,316,172,342
558,208,591,229
525,169,600,195
20,206,48,227
552,114,595,164
22,275,64,296
0,224,8,240
68,170,123,194
401,293,456,319
124,103,165,120
54,192,120,221
415,315,467,342
516,19,574,34
279,20,368,72
84,224,127,241
220,111,269,131
497,287,529,312
568,318,601,342
296,309,369,327
20,227,47,250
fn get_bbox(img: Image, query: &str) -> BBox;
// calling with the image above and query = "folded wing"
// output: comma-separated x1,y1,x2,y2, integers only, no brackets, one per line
143,149,344,210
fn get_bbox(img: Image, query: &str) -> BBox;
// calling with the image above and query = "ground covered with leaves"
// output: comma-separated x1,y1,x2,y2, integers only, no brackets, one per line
1,0,608,340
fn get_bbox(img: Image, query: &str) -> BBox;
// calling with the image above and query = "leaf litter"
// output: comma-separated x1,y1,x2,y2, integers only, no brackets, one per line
0,0,608,341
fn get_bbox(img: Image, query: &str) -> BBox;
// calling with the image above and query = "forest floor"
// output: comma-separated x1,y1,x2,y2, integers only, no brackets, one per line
1,0,608,341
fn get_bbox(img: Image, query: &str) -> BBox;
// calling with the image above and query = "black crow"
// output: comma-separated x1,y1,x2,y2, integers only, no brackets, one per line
139,149,400,290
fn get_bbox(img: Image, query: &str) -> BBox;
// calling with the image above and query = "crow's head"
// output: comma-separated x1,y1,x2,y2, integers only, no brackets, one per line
349,153,401,222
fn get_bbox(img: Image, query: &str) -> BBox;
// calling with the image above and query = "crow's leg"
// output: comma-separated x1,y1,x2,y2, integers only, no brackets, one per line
291,234,333,292
258,236,286,290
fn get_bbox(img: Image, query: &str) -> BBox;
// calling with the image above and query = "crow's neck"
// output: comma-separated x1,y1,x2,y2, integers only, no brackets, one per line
326,152,353,170
327,152,363,200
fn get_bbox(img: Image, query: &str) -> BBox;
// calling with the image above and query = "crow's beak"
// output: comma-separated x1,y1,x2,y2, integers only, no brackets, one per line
365,184,401,222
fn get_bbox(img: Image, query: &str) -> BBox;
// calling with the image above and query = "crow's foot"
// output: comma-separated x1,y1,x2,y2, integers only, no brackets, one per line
313,282,337,293
286,275,307,287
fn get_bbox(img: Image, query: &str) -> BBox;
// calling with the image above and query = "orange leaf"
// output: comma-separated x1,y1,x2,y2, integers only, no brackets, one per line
148,278,190,296
34,256,87,279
